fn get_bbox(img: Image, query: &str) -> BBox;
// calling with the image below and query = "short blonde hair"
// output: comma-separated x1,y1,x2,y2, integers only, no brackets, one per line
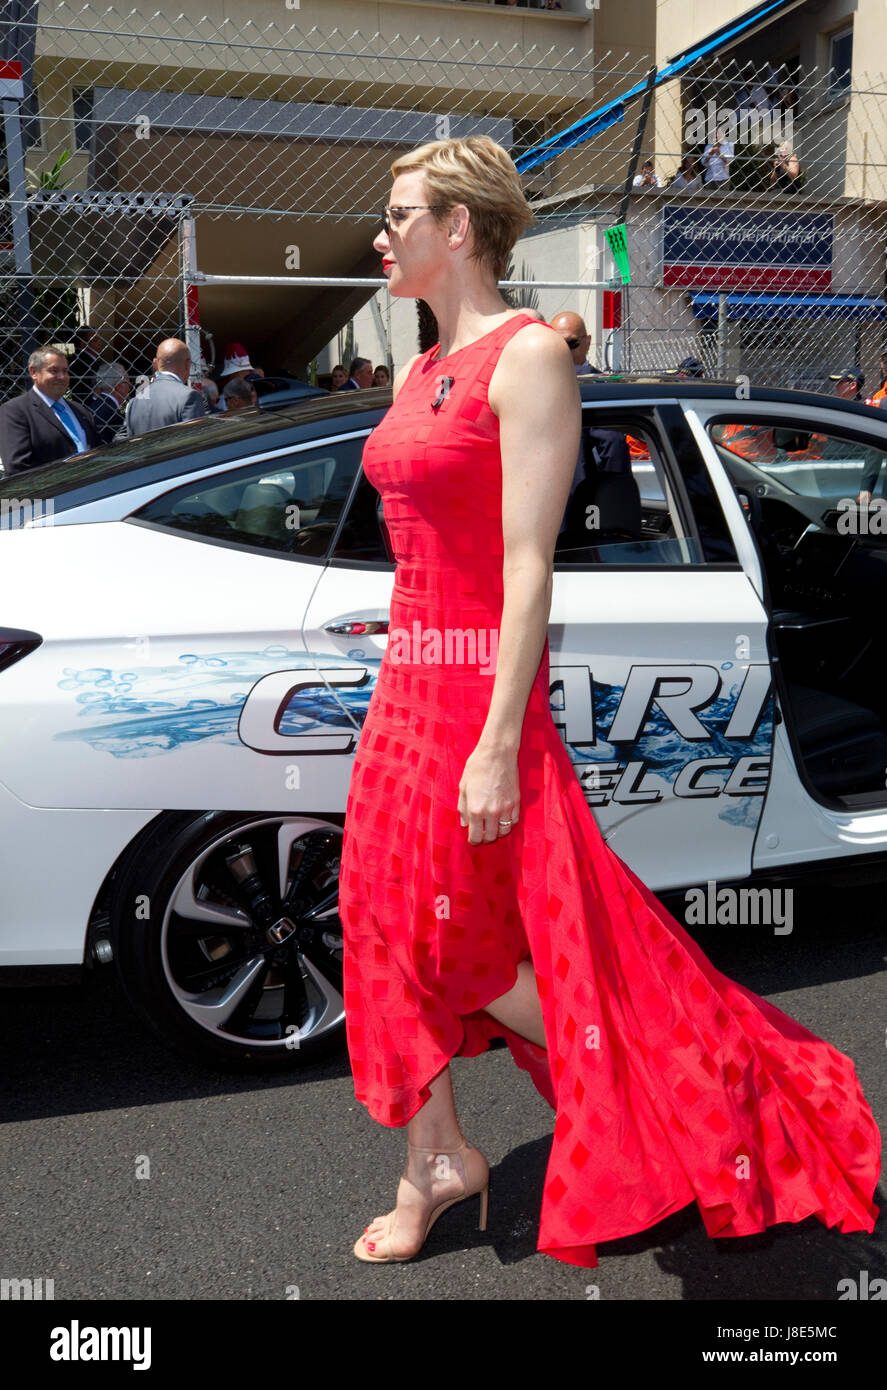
390,135,536,280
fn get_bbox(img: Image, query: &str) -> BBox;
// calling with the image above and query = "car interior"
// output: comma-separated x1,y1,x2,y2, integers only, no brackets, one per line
551,421,704,566
134,448,366,558
710,421,887,808
135,417,697,567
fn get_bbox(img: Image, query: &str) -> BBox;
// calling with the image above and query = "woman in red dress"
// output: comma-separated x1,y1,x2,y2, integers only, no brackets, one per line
339,136,881,1266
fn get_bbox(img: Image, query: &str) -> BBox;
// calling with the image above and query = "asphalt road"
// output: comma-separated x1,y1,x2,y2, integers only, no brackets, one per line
1,882,885,1303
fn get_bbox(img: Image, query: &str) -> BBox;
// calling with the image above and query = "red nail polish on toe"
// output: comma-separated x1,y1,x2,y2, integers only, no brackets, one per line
366,1242,376,1251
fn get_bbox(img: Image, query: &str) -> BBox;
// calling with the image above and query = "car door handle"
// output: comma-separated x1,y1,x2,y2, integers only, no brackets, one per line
323,620,389,635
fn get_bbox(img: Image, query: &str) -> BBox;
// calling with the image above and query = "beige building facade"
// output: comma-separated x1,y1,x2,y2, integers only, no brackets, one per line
4,0,885,389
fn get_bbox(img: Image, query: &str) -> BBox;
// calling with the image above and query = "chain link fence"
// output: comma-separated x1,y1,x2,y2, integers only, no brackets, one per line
1,5,887,404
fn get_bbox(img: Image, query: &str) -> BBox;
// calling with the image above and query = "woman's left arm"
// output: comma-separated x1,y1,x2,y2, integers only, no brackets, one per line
456,324,580,845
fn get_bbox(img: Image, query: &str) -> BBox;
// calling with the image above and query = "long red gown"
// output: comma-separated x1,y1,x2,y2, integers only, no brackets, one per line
338,311,881,1268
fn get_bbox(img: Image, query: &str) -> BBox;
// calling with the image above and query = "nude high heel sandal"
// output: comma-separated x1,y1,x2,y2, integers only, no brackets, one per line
353,1137,490,1263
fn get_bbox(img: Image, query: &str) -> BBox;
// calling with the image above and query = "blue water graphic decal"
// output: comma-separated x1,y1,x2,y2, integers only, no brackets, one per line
54,646,366,759
56,649,771,828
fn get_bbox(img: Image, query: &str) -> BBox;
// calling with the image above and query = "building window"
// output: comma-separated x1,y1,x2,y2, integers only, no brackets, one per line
828,25,853,101
72,88,94,151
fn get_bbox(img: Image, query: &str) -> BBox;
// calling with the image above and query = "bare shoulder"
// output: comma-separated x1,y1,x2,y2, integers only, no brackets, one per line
489,319,574,411
392,353,424,401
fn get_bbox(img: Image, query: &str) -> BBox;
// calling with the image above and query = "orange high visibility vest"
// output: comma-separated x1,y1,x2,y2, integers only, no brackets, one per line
712,422,779,462
627,435,650,459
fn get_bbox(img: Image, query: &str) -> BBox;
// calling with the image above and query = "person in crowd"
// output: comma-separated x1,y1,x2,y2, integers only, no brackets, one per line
122,338,207,438
667,155,702,193
550,310,598,534
67,325,109,402
746,78,775,113
201,377,222,413
770,141,801,192
866,352,887,406
701,131,733,186
714,421,825,466
632,159,663,190
549,311,597,374
858,458,885,506
330,364,348,391
771,84,797,122
549,311,641,543
675,356,705,378
222,376,258,411
858,366,886,498
86,361,131,443
338,357,375,390
734,86,753,117
373,364,391,387
219,342,257,388
0,345,98,476
831,367,865,401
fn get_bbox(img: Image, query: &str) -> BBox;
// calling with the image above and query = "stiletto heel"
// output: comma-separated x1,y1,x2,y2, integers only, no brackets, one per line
354,1137,490,1263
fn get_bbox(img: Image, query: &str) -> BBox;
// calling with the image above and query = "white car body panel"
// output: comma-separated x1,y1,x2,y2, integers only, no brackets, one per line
3,389,887,973
0,522,347,811
0,777,156,963
302,564,773,893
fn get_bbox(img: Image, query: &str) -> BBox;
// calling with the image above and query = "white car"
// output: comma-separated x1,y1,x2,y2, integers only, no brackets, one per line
2,380,887,1067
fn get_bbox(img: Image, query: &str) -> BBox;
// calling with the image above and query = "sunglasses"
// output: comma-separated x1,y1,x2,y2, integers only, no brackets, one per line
565,336,587,350
381,204,448,233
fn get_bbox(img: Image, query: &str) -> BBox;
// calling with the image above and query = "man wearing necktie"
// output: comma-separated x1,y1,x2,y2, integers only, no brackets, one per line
0,346,98,477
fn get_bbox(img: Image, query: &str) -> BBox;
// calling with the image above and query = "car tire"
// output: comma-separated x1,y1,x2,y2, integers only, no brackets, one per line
110,809,346,1070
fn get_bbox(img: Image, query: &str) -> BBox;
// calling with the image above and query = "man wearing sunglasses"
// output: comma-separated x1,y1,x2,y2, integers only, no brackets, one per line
550,312,597,376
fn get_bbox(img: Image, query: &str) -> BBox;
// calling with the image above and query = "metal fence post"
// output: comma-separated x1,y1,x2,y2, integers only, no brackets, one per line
2,91,36,367
717,291,728,379
179,215,201,386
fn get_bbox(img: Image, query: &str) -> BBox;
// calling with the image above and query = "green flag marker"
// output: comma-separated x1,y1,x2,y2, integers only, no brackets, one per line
604,223,631,285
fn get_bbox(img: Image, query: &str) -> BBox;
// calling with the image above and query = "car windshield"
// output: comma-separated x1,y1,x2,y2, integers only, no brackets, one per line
0,410,302,503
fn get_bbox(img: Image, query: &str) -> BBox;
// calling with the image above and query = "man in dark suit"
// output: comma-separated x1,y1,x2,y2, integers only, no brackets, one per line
67,326,109,403
86,361,132,444
122,338,207,437
0,345,99,477
338,357,374,390
549,310,642,545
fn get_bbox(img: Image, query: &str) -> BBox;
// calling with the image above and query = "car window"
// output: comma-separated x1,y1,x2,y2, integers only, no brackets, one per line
130,435,367,558
709,419,887,506
330,472,393,564
554,415,705,566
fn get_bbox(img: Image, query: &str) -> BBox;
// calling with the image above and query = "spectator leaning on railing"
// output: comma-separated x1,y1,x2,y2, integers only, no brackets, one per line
770,141,802,193
632,159,663,190
667,155,702,193
701,132,734,187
